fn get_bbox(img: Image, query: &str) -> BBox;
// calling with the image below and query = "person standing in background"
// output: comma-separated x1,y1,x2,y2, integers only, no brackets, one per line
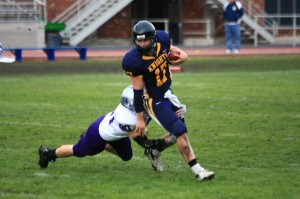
223,0,244,54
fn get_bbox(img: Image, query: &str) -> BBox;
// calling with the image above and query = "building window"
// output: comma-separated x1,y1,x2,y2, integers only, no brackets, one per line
265,0,300,25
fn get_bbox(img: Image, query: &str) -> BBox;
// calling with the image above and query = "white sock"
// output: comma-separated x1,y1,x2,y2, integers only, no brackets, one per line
191,163,205,175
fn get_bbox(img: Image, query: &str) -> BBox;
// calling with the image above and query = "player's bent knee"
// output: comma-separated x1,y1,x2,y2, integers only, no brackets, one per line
120,154,132,161
170,119,187,137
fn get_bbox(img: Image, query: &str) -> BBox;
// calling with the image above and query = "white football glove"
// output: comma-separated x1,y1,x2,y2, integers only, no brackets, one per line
176,104,187,119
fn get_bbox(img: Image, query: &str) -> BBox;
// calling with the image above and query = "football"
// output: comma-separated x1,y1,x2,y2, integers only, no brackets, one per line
168,50,180,62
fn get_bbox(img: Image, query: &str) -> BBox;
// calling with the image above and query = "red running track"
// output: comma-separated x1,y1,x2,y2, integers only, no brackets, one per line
2,46,300,61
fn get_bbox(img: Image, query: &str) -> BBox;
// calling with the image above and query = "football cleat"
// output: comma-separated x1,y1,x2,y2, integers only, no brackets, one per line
38,145,55,168
195,169,215,181
144,148,163,172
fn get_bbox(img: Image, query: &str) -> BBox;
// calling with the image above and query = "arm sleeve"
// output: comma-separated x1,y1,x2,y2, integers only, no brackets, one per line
133,89,144,113
239,7,244,18
134,135,150,148
236,1,244,18
134,135,167,151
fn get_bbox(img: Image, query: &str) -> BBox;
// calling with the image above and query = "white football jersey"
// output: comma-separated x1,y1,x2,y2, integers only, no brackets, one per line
99,103,136,141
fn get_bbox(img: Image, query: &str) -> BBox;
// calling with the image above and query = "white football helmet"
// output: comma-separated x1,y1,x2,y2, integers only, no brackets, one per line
121,86,135,112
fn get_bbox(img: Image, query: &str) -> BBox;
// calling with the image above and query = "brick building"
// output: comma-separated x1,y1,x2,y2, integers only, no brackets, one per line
47,0,225,46
0,0,299,48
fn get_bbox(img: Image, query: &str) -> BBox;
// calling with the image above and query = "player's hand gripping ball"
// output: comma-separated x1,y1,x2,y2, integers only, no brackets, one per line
168,50,180,62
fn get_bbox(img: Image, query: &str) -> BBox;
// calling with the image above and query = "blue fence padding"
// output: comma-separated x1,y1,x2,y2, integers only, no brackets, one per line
13,49,22,62
5,47,87,62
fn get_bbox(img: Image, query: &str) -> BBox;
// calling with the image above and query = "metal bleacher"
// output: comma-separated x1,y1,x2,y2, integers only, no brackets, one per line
0,0,46,48
52,0,133,46
0,0,87,62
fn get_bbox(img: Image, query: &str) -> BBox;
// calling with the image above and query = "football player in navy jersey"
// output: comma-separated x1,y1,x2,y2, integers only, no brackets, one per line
38,86,179,170
122,20,214,181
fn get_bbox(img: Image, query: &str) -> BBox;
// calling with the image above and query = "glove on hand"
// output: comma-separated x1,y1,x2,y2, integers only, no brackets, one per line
176,104,187,118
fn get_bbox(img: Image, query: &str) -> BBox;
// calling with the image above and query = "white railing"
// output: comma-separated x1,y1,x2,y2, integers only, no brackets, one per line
253,14,300,47
239,0,277,34
60,0,133,46
51,0,90,23
0,0,46,23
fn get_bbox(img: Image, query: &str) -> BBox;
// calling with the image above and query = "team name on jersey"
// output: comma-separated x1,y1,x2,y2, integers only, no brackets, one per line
148,52,168,72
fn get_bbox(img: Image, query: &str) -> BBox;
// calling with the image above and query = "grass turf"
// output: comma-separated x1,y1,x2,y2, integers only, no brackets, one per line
0,55,299,198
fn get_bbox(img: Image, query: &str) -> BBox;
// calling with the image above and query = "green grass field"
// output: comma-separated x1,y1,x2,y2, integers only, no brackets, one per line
0,55,299,198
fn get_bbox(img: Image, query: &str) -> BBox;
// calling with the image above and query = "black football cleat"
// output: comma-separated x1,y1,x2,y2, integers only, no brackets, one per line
38,145,53,168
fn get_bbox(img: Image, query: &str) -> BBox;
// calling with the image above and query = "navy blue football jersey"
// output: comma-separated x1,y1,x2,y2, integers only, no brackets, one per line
122,30,172,100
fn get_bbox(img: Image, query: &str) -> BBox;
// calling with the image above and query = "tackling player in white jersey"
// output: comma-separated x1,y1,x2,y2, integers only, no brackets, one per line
38,86,181,170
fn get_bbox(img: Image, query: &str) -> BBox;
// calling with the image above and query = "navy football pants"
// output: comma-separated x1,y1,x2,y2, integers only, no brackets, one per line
73,115,132,161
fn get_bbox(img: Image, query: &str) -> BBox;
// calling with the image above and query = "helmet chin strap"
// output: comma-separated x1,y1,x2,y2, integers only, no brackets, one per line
142,48,154,56
139,43,157,56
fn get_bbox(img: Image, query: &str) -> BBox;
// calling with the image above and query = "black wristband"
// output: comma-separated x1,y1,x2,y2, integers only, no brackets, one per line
134,135,150,148
133,89,144,113
151,139,167,152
